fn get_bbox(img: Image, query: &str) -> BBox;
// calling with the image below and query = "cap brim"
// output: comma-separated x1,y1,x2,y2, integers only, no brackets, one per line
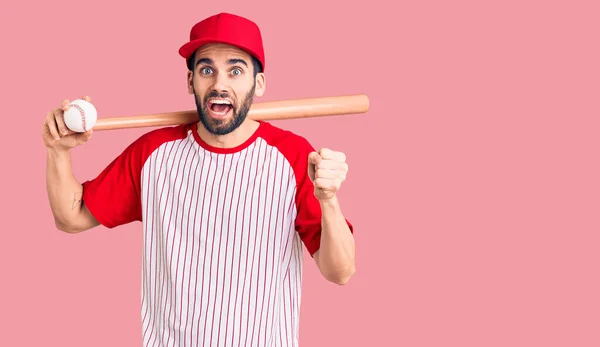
179,38,220,59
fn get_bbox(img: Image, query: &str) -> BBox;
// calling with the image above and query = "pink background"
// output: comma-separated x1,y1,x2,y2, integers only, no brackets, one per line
1,0,599,346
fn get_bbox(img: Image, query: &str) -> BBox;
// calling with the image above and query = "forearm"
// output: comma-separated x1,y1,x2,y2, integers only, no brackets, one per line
46,148,86,232
317,196,356,284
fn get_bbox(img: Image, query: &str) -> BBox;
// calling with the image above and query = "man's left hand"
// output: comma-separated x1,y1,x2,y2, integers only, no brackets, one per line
308,148,348,202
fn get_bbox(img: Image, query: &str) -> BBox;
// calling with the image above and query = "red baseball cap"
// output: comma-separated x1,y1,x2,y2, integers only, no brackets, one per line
178,12,266,71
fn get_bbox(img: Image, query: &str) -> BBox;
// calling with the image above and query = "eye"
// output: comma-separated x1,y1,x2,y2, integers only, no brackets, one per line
200,67,213,75
231,68,242,76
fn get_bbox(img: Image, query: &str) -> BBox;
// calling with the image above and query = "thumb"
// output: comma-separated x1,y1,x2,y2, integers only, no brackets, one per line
308,151,321,165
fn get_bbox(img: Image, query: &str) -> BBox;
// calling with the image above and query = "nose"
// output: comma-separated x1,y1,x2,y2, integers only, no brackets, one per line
211,70,229,93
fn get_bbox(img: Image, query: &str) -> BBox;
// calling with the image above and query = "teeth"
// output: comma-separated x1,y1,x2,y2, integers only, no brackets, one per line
211,99,231,105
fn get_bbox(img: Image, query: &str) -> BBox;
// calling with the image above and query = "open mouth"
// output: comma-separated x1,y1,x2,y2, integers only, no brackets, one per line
206,99,233,119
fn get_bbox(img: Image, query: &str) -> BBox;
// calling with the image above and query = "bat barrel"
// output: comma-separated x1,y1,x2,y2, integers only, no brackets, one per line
93,94,369,131
250,94,370,120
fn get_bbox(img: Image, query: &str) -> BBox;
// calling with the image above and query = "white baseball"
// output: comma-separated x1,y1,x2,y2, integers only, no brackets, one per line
63,99,97,133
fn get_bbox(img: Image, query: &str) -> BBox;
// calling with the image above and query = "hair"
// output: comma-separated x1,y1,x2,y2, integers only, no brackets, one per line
186,50,263,77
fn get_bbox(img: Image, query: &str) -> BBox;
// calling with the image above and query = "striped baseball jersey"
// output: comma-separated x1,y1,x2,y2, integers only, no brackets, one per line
81,120,354,347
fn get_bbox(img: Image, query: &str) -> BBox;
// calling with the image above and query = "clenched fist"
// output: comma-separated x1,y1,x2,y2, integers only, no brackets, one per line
308,148,348,201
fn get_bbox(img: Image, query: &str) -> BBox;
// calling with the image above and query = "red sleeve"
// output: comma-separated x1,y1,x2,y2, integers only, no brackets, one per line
81,133,152,229
280,133,354,256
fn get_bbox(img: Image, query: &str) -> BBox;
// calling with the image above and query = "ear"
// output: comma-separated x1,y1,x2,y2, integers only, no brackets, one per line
187,70,194,94
253,73,266,97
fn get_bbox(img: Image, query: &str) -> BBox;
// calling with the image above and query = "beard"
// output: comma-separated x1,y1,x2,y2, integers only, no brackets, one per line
194,84,255,136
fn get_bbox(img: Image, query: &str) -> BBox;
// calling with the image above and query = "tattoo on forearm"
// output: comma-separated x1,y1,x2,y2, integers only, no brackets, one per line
72,192,82,210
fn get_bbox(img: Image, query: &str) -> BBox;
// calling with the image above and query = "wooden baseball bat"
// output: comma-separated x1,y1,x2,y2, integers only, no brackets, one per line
93,94,369,131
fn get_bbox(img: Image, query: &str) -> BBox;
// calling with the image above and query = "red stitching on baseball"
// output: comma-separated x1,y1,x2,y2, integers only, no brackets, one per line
69,103,86,131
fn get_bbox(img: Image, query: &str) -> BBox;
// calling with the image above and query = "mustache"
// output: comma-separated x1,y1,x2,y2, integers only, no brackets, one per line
204,91,235,102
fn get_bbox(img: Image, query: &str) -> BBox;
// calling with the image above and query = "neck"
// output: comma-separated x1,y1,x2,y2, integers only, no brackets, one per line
196,119,260,148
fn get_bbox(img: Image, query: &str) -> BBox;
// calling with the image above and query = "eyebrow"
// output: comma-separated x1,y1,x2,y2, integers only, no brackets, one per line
195,58,248,68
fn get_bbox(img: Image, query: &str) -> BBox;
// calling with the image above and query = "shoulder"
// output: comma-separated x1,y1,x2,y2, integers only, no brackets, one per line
258,121,315,153
131,123,190,147
110,124,192,165
122,123,191,157
258,121,315,165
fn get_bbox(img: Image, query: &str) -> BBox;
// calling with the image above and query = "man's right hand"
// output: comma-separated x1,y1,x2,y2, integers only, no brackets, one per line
43,96,94,151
